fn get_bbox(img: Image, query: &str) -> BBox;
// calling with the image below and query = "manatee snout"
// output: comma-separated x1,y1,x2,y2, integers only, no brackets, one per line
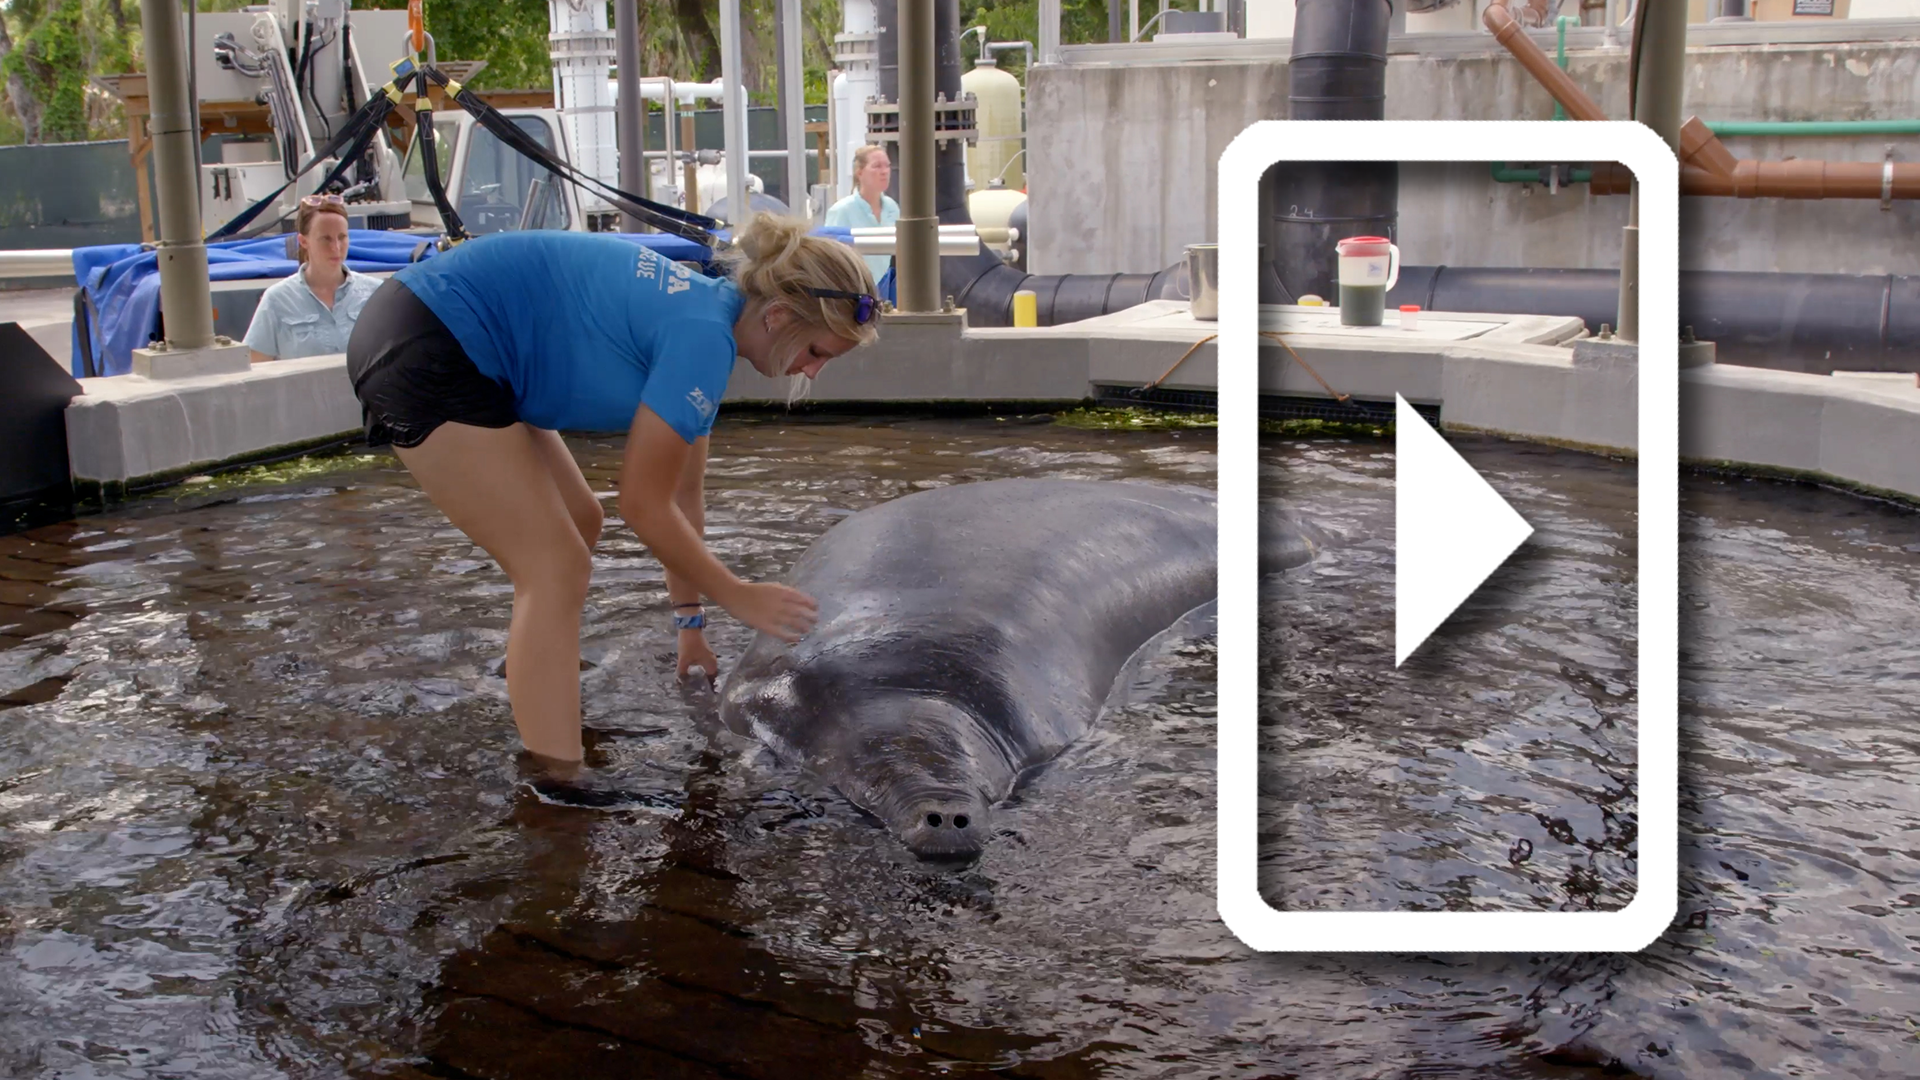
896,794,991,861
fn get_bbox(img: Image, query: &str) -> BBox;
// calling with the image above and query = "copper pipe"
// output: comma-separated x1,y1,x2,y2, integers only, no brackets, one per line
1588,118,1920,199
1482,2,1608,122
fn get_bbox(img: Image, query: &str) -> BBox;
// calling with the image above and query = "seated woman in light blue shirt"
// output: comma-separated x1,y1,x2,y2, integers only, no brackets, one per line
344,214,880,807
823,145,900,282
244,194,383,362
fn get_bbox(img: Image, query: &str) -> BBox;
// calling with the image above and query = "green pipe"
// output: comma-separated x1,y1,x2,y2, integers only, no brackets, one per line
1491,162,1593,185
1705,120,1920,137
1552,16,1577,121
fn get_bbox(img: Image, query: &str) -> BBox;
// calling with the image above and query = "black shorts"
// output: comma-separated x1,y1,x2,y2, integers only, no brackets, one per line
345,277,519,449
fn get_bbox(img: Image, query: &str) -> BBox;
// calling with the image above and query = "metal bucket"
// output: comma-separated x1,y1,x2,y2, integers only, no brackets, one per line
1184,243,1220,321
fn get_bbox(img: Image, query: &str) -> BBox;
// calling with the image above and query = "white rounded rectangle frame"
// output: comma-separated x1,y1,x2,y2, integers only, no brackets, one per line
1216,121,1677,953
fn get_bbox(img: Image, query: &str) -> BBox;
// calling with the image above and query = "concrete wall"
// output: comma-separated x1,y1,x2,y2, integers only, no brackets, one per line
1026,36,1920,277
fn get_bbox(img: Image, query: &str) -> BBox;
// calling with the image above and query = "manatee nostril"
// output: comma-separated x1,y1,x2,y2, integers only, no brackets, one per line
953,814,970,829
926,812,943,828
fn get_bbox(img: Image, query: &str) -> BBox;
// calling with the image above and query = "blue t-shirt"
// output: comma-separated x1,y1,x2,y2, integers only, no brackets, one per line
392,231,744,442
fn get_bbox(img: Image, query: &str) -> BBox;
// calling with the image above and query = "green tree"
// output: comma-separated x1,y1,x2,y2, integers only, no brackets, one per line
2,0,138,144
958,0,1114,83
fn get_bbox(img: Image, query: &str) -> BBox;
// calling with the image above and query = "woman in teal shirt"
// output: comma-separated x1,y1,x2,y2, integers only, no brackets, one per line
244,194,383,361
345,213,879,804
824,145,900,282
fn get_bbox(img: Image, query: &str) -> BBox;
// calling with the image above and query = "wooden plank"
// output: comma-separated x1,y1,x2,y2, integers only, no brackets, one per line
129,119,154,244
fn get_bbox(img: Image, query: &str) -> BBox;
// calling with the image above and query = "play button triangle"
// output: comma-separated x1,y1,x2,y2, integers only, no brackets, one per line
1394,394,1534,667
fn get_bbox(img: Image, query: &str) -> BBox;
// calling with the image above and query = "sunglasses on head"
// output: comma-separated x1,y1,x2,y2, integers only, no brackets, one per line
300,193,346,208
806,287,879,325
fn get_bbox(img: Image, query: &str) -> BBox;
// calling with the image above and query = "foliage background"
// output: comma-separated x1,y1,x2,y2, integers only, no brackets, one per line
0,0,1121,146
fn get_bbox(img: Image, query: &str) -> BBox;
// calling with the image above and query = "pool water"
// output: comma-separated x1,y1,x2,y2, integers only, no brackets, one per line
1,416,1916,1079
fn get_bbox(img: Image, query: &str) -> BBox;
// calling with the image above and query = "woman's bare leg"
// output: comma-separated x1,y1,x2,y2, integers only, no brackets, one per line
526,427,604,550
393,421,591,767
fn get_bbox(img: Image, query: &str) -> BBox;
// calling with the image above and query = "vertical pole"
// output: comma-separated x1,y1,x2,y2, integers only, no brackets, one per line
894,0,938,311
1616,0,1688,344
615,0,644,230
139,0,214,348
779,0,807,214
188,0,202,221
1039,0,1061,62
718,0,749,223
681,112,699,212
661,79,677,206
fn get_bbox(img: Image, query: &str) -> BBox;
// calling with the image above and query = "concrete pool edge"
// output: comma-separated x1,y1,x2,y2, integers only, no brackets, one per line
52,307,1920,509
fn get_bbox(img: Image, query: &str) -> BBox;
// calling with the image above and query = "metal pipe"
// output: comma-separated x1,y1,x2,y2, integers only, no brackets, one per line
895,0,939,310
852,233,981,256
1707,120,1920,137
138,0,214,348
1382,265,1920,374
0,250,78,279
718,0,749,223
1263,0,1396,305
1587,149,1920,201
1603,0,1620,49
1481,3,1608,122
779,0,807,213
1039,0,1060,64
1491,163,1593,184
1618,0,1687,343
607,76,728,103
1130,10,1175,42
1552,15,1577,121
614,0,644,230
961,24,987,62
1633,0,1688,154
188,0,201,218
661,78,677,206
986,40,1033,72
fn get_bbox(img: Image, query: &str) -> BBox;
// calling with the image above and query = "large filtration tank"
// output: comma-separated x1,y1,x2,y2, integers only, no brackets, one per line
961,53,1023,190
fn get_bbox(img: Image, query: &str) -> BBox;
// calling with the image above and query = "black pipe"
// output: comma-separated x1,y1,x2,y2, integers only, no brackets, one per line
1262,0,1397,304
1385,266,1920,373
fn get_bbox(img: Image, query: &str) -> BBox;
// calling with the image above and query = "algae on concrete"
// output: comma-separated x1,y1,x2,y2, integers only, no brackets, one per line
1053,406,1218,431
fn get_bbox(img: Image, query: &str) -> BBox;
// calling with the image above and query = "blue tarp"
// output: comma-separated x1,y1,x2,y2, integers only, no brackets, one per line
68,228,738,378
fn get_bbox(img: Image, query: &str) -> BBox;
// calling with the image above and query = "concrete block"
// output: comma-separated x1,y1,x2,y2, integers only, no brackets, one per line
1442,352,1595,448
1260,339,1444,404
131,339,252,380
1570,337,1638,374
723,311,1091,403
1679,365,1828,472
1563,360,1639,452
1818,390,1920,500
1090,334,1216,393
66,354,361,484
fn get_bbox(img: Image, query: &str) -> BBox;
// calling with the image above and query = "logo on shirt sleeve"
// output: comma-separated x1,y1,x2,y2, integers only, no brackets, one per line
666,262,692,295
686,387,716,420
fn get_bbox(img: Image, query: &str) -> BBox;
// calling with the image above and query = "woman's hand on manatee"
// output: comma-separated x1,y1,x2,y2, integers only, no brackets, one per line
726,582,819,643
677,630,720,685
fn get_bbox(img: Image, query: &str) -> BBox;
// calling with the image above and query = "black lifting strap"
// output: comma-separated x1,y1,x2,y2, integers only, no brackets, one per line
205,75,405,243
415,64,730,250
408,67,470,247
